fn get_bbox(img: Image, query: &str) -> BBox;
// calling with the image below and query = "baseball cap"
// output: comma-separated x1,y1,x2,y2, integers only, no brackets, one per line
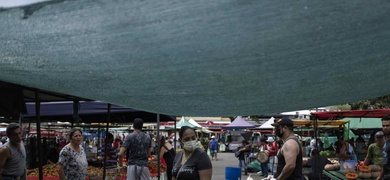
271,117,294,127
211,136,215,139
266,137,274,142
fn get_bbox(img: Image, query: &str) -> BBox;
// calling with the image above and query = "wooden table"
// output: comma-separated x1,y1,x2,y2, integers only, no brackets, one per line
322,170,375,180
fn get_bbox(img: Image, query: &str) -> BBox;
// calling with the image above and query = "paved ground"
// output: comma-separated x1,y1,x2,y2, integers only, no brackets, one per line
211,152,267,180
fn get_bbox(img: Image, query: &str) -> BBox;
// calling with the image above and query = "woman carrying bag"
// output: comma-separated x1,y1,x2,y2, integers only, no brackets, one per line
172,126,212,180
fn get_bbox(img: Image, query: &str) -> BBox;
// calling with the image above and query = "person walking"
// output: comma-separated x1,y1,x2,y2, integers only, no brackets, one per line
364,131,384,167
58,128,88,180
237,140,251,175
271,117,304,180
378,116,390,180
172,126,212,180
0,123,26,180
200,137,210,156
118,118,152,180
258,137,269,177
265,137,277,175
209,136,219,160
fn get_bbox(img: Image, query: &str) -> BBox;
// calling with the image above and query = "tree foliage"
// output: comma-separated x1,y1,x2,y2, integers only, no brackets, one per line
349,95,390,110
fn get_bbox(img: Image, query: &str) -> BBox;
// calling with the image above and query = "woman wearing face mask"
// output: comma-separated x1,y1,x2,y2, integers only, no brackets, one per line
172,126,212,180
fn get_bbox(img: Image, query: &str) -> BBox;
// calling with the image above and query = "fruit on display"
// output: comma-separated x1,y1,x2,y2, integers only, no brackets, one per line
332,163,340,170
27,164,59,177
371,171,381,178
87,166,103,177
324,164,335,171
369,164,382,172
358,172,371,179
345,173,358,180
148,161,166,174
358,165,371,172
28,161,167,179
319,150,336,157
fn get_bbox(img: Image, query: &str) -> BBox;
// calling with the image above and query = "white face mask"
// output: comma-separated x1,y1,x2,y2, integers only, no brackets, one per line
182,140,197,151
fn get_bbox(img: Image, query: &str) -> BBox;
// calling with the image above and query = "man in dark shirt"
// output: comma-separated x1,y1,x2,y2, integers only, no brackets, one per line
271,117,303,180
334,137,344,154
237,140,251,175
118,118,152,180
307,149,331,180
100,133,117,168
47,143,61,164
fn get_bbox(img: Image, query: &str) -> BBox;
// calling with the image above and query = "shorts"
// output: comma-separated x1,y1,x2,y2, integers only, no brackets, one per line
127,165,150,180
210,149,218,154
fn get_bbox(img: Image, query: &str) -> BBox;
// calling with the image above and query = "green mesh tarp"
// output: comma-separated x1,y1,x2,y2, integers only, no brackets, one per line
344,118,382,130
1,1,390,116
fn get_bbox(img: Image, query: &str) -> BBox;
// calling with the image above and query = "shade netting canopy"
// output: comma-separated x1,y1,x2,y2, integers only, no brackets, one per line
344,118,382,130
1,1,390,116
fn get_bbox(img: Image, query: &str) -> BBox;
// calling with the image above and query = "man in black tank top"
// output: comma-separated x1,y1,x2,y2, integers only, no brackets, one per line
271,118,303,180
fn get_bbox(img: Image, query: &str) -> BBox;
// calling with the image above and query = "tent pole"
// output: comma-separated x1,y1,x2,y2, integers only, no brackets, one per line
102,103,111,180
174,118,177,150
157,114,161,179
35,90,43,180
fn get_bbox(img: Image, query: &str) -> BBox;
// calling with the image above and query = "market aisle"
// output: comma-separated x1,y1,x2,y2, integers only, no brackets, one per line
211,152,265,180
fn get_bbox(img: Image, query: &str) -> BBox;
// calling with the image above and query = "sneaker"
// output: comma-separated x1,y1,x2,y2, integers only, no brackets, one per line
256,171,263,175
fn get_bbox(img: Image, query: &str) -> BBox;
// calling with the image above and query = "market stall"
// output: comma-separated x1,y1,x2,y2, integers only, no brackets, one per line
27,157,167,180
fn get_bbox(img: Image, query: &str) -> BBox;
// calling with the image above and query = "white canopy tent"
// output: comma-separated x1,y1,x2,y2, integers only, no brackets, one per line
258,117,275,129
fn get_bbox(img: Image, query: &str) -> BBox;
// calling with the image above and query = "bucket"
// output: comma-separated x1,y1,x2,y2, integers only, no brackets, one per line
225,167,241,180
340,160,357,172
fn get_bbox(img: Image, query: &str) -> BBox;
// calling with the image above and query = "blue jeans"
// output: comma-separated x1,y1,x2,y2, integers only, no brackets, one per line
268,156,274,174
260,162,268,176
238,159,247,170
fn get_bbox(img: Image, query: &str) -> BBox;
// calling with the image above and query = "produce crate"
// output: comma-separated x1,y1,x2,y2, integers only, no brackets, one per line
27,177,59,180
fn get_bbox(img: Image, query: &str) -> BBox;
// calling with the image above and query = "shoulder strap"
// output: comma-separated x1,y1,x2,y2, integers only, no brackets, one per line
176,149,198,179
163,145,175,158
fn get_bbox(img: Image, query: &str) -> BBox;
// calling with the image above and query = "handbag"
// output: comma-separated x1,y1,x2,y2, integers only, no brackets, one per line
235,150,240,158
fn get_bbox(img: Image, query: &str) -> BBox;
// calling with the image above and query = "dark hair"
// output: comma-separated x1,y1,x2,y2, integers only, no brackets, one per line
160,136,166,148
68,128,82,139
242,140,247,144
6,123,20,136
382,116,390,121
107,133,114,140
260,137,267,143
312,149,319,156
133,118,144,130
179,126,195,140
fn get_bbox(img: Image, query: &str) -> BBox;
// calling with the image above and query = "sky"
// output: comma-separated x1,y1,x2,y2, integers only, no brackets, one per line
0,0,51,8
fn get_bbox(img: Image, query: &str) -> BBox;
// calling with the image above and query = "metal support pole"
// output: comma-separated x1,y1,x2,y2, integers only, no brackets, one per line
102,103,111,180
35,90,43,180
157,114,161,180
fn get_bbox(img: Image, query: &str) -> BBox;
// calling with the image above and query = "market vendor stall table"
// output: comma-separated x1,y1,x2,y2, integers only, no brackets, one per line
322,170,375,180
